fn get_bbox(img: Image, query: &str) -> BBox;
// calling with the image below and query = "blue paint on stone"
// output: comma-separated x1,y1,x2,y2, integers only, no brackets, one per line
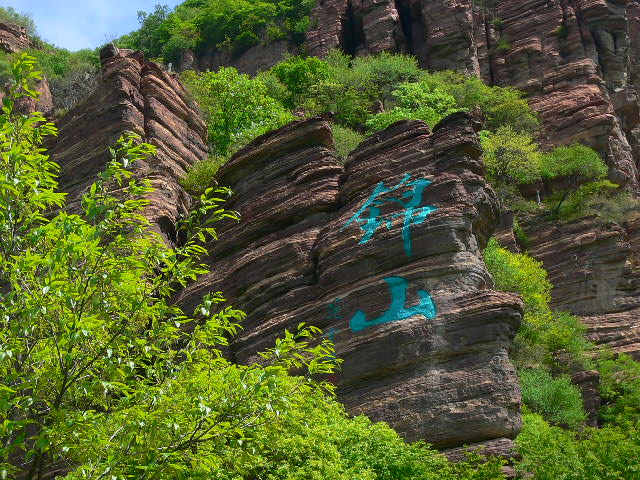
341,173,437,258
349,276,437,333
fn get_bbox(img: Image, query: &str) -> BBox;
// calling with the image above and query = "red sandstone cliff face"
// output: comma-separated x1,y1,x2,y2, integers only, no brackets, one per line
0,23,53,116
307,0,640,190
0,22,32,53
49,48,525,453
177,114,524,454
48,45,209,243
526,217,640,359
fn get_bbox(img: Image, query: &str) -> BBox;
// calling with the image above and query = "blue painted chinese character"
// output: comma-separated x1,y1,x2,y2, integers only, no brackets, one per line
327,298,343,320
341,173,437,258
349,276,437,333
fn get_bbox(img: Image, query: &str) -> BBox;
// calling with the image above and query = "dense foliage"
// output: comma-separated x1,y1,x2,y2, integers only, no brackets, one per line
483,238,590,369
516,414,640,479
0,54,331,479
484,237,640,477
1,54,517,480
182,67,293,156
118,1,315,64
180,51,549,194
0,6,36,36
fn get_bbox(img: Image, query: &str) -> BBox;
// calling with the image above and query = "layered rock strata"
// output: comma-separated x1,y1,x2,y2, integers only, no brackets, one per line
48,45,209,242
527,217,640,359
0,22,32,53
0,22,53,116
307,0,640,190
178,113,524,451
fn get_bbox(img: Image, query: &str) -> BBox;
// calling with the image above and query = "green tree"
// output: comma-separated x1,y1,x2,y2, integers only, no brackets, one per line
366,81,459,131
0,55,336,479
349,52,422,106
182,67,293,156
423,71,539,134
479,127,542,186
596,351,640,424
270,55,330,108
540,144,608,217
519,368,587,427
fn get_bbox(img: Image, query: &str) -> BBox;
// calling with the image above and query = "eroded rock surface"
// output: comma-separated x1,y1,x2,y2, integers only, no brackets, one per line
49,45,208,242
0,22,32,53
307,0,640,190
178,114,523,451
527,217,640,359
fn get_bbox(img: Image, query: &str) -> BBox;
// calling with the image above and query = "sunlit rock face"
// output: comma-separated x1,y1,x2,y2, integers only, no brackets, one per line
527,217,640,360
0,22,32,53
177,114,523,453
48,46,209,243
307,0,640,191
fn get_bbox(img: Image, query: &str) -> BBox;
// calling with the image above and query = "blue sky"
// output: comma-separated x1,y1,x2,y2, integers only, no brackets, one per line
1,1,183,51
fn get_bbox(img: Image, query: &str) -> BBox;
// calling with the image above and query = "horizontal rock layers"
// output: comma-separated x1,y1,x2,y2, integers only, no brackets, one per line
527,217,640,359
0,22,32,53
48,45,209,243
307,0,640,190
178,114,524,451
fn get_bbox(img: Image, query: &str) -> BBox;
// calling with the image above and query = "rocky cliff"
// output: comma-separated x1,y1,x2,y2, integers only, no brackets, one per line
48,47,525,455
48,46,208,243
176,113,523,454
307,0,640,191
0,21,32,53
526,216,640,359
0,22,53,116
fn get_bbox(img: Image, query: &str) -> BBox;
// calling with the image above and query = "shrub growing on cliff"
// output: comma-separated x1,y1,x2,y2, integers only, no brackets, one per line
366,81,460,131
516,414,640,479
0,55,337,479
422,71,539,134
483,239,590,368
540,143,608,217
519,368,587,427
270,55,330,108
480,127,542,186
333,124,364,161
596,351,640,424
182,67,293,156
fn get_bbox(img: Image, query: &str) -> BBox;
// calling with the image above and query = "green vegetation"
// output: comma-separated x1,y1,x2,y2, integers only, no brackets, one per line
118,1,315,64
516,414,640,479
180,51,546,194
480,127,542,185
1,53,516,480
540,143,608,215
519,368,587,427
596,351,640,424
182,67,293,157
483,238,590,368
0,6,36,37
333,124,365,161
484,237,640,478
